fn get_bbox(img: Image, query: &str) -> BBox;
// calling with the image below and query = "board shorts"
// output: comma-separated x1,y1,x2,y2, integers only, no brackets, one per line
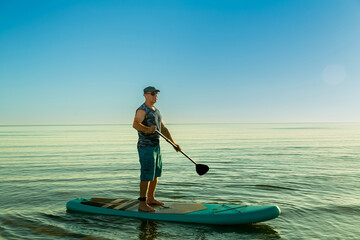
138,145,162,181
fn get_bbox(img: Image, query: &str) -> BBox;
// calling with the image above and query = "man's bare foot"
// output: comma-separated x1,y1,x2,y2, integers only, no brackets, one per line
147,199,164,206
138,201,156,212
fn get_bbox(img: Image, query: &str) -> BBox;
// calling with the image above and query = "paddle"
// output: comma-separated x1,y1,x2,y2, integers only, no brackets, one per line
156,130,209,175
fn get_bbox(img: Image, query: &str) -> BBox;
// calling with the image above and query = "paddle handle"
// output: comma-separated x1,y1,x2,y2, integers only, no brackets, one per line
156,130,198,165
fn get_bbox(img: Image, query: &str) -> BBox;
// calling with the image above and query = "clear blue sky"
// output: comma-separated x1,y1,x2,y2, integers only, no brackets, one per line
1,0,359,124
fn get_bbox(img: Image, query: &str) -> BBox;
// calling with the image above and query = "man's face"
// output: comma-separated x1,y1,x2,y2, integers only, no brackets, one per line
145,92,158,103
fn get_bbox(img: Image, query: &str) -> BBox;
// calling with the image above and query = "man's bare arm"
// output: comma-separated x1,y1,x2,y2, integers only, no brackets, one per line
161,122,181,151
133,109,156,133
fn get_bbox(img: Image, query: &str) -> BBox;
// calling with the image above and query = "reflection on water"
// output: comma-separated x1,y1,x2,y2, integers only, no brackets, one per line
211,223,281,239
137,219,281,240
138,221,159,240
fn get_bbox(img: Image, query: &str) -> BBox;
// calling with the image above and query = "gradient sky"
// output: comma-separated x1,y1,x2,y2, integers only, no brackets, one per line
1,0,359,124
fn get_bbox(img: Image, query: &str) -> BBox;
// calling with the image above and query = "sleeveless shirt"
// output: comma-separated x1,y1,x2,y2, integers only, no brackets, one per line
137,103,162,149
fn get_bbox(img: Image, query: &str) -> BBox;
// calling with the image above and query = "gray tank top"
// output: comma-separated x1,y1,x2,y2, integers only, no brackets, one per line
136,103,162,149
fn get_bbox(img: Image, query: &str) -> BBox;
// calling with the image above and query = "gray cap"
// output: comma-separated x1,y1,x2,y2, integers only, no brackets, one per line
143,86,160,94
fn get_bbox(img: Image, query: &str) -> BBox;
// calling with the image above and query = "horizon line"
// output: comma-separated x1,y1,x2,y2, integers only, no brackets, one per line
1,121,360,127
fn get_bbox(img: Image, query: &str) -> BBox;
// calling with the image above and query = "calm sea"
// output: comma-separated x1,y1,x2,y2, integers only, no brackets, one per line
0,123,359,239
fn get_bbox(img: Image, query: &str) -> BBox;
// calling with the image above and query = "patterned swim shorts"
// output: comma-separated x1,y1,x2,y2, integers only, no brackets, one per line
138,145,162,181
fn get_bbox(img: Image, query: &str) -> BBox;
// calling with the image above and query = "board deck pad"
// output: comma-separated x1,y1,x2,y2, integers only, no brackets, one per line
81,198,207,214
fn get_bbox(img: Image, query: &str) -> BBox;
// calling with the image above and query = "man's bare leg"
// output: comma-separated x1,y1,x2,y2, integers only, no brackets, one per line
138,181,155,212
147,177,164,206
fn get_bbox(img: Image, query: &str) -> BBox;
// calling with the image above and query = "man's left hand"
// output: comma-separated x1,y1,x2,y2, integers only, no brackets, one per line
173,144,181,152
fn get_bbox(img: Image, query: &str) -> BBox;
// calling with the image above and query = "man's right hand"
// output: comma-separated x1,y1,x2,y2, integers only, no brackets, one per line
146,125,156,134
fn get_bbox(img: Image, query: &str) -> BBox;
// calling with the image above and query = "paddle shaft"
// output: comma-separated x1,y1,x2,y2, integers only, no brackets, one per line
155,130,198,165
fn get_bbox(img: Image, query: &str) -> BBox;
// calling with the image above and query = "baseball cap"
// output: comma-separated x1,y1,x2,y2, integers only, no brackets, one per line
143,86,160,94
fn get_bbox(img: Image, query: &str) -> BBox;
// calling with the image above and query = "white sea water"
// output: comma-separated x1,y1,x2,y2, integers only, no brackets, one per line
1,123,359,239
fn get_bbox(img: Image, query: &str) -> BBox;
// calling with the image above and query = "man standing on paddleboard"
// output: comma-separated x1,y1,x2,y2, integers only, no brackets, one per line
133,86,181,212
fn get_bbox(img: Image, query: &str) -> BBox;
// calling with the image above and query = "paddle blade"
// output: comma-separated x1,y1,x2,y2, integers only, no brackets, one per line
196,164,209,175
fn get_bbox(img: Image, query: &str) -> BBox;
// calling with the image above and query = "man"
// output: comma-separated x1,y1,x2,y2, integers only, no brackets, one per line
133,86,181,212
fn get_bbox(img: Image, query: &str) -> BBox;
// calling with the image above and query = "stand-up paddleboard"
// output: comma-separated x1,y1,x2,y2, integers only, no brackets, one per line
66,198,280,225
